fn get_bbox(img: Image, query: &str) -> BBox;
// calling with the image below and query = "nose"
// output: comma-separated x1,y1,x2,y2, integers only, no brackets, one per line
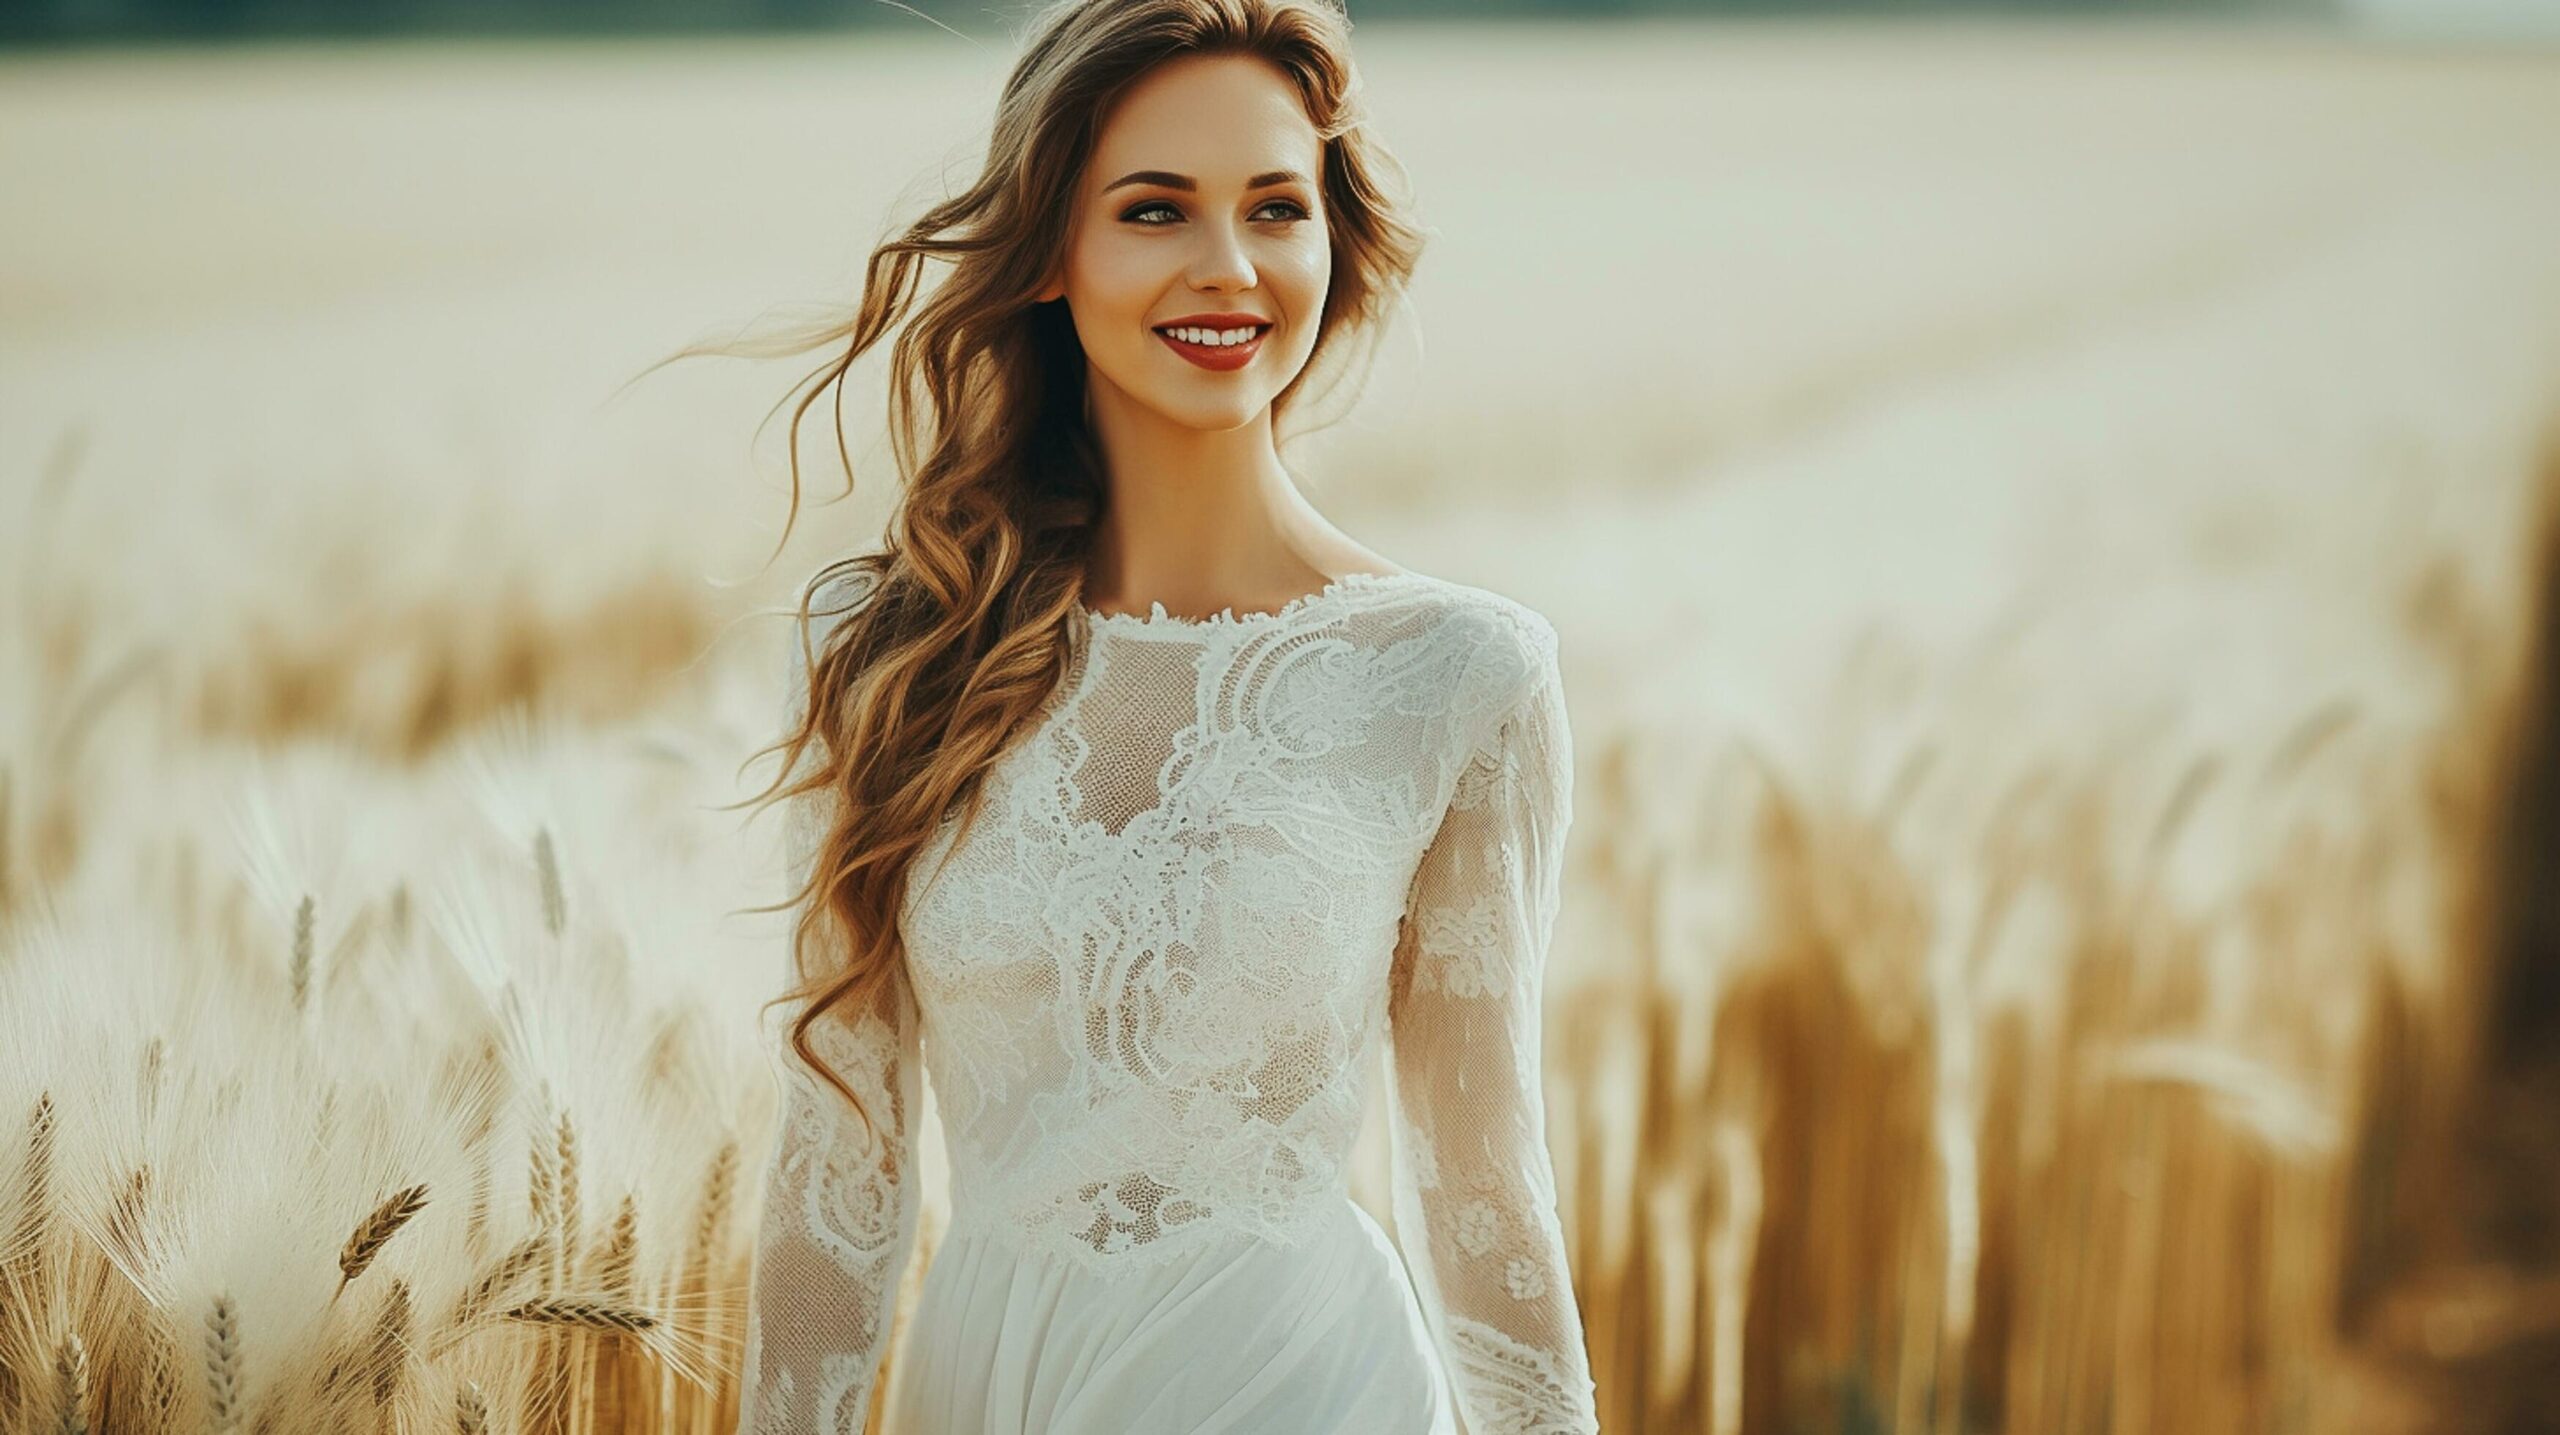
1185,215,1256,294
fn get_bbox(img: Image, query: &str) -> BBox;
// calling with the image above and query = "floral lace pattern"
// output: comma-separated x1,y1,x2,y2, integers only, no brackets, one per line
738,614,924,1435
736,568,1600,1434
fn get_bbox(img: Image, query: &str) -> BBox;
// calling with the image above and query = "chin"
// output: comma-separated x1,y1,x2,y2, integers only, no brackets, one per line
1145,392,1269,433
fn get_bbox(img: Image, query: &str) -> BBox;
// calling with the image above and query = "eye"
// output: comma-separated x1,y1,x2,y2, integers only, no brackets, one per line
1119,198,1314,226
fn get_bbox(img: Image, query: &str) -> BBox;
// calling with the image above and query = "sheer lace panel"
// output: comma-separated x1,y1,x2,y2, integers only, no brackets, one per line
891,571,1485,1274
1386,626,1603,1434
737,585,923,1435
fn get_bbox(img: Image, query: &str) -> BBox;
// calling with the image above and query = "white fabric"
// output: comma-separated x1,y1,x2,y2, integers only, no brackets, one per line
738,567,1600,1435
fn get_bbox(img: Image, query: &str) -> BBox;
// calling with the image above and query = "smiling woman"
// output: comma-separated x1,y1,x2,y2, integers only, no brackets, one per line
691,3,1605,1433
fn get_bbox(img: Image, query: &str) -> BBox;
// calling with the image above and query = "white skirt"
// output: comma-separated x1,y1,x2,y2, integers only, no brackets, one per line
886,1196,1459,1434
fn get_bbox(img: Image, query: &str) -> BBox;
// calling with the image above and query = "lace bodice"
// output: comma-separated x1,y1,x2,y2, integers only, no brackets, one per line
738,568,1601,1435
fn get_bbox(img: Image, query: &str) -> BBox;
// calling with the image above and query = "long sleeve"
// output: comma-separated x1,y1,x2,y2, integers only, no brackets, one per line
1386,628,1602,1435
738,607,924,1435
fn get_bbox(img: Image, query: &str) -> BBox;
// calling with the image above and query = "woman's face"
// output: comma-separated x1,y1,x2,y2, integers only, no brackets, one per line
1039,52,1331,433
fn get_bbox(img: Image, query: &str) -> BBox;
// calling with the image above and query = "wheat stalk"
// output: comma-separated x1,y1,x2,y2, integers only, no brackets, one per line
554,1111,582,1281
368,1278,414,1409
456,1379,490,1435
592,1193,639,1297
517,1102,581,1435
139,1036,166,1119
290,892,316,1013
464,1143,494,1267
683,1137,739,1431
528,1118,559,1241
534,827,566,938
501,1297,657,1336
336,1183,430,1298
51,1330,88,1435
577,1192,643,1435
691,1138,737,1281
203,1292,242,1434
509,1294,654,1435
574,1191,641,1435
543,1116,585,1435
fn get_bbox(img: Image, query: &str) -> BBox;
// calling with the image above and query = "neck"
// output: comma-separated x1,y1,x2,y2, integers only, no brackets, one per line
1080,377,1334,613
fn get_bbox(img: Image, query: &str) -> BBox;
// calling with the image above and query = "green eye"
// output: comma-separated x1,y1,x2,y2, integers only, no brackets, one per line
1119,199,1312,225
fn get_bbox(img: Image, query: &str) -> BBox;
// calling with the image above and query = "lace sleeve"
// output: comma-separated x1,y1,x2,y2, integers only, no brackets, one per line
1386,624,1601,1435
737,598,924,1435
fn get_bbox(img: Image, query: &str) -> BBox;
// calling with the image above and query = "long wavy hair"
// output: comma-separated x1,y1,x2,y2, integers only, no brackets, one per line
686,0,1428,1142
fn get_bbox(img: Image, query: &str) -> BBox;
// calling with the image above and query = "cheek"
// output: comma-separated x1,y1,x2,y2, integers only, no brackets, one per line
1069,234,1163,323
1274,239,1331,322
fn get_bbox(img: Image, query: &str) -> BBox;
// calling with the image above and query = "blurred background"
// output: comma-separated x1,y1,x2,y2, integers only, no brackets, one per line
4,2,2558,1433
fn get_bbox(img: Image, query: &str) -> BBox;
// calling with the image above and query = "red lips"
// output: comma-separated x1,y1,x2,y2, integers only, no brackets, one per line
1153,316,1270,373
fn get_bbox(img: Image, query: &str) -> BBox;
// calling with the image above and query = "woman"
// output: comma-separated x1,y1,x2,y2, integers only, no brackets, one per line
731,2,1599,1430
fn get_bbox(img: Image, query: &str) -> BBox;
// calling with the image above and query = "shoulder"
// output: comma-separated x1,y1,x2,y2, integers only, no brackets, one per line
1391,574,1563,753
1412,576,1559,705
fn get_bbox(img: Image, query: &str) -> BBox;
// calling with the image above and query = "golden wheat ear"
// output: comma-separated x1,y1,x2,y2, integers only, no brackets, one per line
335,1182,431,1300
202,1293,242,1434
51,1329,90,1435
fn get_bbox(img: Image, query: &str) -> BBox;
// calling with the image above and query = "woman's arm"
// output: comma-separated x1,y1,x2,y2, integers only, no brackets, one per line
1386,620,1601,1435
737,602,924,1434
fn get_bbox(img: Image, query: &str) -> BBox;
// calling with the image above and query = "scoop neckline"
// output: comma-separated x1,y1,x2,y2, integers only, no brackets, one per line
1080,568,1428,634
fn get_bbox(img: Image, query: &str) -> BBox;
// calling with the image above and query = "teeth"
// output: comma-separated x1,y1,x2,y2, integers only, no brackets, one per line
1163,325,1263,347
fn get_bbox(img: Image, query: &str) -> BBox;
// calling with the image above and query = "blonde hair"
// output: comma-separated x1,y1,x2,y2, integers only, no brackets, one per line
689,0,1427,1139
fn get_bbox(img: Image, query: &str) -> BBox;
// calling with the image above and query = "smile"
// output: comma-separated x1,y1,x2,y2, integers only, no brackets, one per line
1154,323,1268,372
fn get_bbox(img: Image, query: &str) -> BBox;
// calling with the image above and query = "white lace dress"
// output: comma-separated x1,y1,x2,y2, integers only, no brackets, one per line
738,567,1602,1435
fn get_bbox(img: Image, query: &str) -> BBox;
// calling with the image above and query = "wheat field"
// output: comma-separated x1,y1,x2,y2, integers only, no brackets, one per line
3,18,2558,1435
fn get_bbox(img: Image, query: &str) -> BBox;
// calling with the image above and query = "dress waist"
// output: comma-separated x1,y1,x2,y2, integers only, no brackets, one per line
938,1187,1369,1278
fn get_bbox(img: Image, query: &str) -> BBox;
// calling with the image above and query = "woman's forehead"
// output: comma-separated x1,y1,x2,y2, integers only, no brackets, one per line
1088,55,1320,178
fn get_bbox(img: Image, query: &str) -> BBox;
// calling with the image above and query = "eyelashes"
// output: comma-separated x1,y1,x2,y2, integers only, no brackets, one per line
1120,199,1313,226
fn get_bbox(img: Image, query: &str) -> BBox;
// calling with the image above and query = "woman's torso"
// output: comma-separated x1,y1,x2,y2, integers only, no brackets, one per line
890,568,1547,1275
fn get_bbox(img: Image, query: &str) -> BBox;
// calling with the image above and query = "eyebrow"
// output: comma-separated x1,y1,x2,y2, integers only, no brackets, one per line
1100,168,1311,195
